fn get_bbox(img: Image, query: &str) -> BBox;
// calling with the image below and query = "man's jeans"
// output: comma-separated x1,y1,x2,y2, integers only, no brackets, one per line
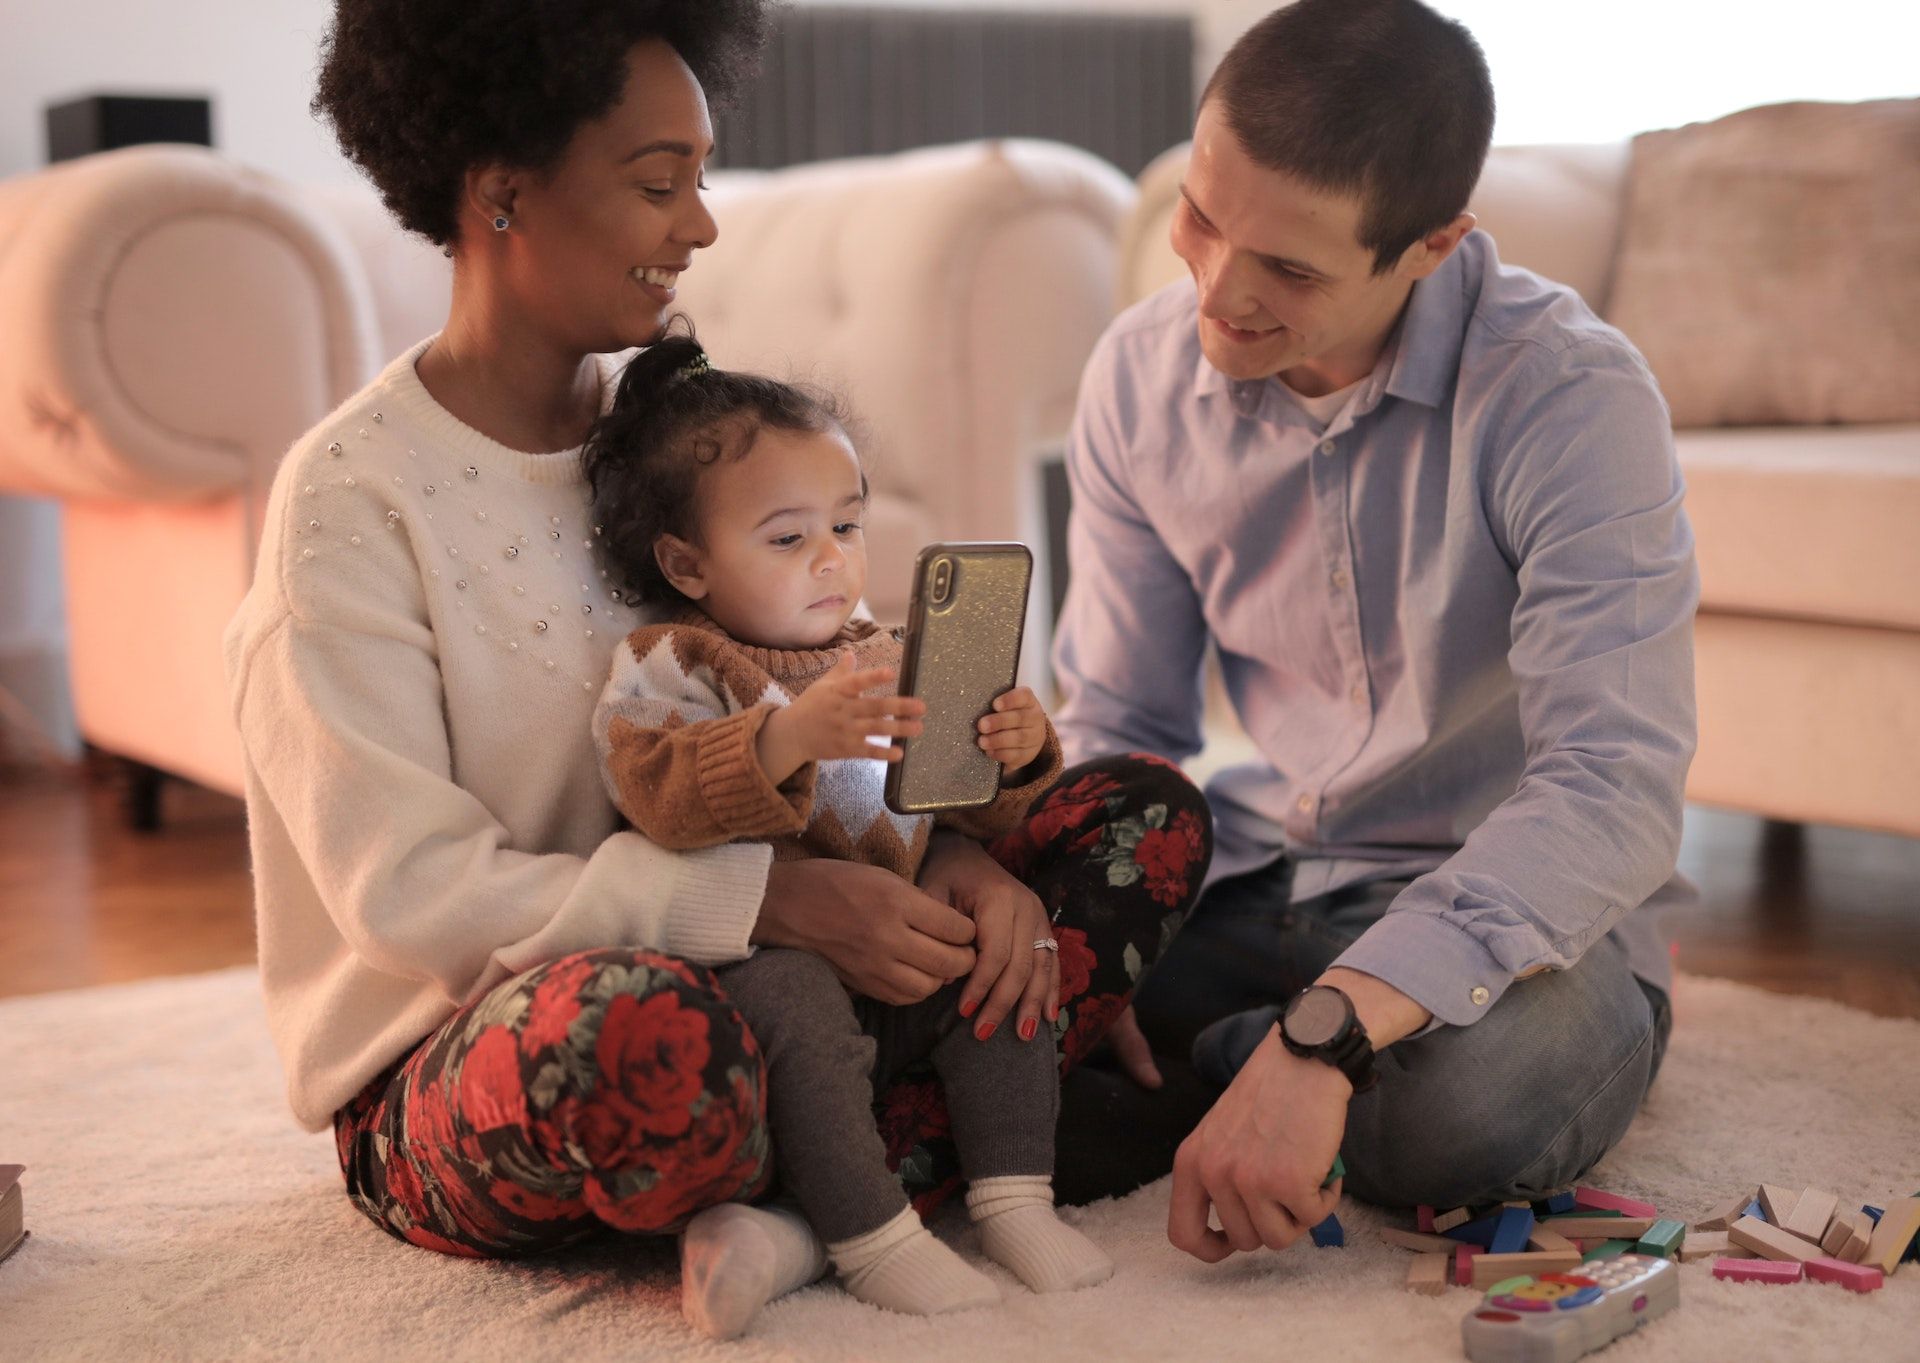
1132,859,1672,1210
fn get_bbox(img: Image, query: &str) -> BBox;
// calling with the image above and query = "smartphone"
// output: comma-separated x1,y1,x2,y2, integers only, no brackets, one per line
884,542,1033,816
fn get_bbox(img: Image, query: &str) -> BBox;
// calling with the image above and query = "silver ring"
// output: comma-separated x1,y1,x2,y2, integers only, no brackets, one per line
1033,938,1058,952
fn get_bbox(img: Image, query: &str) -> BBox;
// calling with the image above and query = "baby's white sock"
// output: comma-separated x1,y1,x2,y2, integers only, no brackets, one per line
679,1201,829,1340
966,1175,1114,1293
826,1205,1000,1315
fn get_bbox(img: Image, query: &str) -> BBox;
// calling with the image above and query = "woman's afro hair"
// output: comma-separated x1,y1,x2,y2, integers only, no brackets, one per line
312,0,775,246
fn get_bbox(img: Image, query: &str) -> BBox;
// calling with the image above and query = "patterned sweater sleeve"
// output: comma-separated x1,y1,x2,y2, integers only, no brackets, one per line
594,624,816,849
937,719,1066,841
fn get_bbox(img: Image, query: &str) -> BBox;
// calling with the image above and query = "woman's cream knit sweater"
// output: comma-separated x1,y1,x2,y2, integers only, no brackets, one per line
223,338,772,1132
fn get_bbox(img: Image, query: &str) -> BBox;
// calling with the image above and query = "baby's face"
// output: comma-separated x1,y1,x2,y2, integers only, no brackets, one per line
674,425,868,649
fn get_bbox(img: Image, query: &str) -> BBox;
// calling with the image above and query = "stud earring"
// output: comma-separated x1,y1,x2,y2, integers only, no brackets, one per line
492,215,510,232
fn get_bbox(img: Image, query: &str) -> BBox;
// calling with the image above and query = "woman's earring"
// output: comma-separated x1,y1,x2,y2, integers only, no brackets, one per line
492,215,510,233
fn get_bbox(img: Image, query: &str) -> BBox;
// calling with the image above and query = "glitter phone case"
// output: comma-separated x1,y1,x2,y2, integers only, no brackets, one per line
884,542,1033,816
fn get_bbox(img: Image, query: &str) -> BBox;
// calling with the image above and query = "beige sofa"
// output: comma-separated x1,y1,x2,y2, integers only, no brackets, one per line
0,140,1132,799
1121,142,1920,838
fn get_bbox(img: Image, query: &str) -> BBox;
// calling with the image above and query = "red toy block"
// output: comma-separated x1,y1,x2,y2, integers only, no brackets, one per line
1713,1258,1804,1284
1417,1205,1435,1233
1806,1257,1884,1293
1573,1186,1659,1219
1454,1244,1483,1287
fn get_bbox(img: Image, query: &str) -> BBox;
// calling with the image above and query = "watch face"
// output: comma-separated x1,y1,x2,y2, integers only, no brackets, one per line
1286,988,1346,1048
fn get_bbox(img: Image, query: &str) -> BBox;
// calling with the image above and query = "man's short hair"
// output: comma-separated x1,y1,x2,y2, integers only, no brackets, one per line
1203,0,1495,275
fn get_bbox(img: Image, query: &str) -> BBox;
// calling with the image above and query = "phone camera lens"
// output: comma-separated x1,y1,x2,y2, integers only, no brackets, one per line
930,558,953,605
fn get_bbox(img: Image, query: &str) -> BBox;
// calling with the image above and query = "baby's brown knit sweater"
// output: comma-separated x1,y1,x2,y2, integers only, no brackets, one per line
592,608,1063,877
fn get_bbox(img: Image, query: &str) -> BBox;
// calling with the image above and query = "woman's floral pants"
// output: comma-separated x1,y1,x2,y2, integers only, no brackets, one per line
332,754,1211,1257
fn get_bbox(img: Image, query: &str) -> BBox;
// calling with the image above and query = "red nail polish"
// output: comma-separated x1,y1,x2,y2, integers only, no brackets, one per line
1019,1018,1038,1041
959,997,978,1019
976,1021,995,1041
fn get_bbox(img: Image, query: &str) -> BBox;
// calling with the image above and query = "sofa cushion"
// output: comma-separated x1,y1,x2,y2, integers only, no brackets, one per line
1606,98,1920,428
1678,423,1920,631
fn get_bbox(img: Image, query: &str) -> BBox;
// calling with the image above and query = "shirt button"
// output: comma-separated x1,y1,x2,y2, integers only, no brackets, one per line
1319,439,1337,456
1331,568,1350,589
1296,794,1314,813
1470,986,1491,1006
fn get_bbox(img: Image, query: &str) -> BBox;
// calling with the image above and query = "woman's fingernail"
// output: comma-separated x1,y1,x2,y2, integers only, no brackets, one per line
1019,1018,1038,1041
975,1021,995,1041
958,997,978,1019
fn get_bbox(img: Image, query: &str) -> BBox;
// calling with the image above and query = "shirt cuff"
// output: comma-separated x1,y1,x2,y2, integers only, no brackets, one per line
659,839,775,966
1329,909,1515,1029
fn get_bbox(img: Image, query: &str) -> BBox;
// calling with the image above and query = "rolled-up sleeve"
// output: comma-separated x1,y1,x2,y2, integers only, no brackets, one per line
1331,342,1699,1026
1052,333,1210,766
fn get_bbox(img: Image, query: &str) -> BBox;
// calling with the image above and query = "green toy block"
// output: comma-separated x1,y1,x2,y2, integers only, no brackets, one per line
1581,1239,1634,1263
1543,1208,1622,1220
1635,1217,1686,1258
1321,1153,1346,1189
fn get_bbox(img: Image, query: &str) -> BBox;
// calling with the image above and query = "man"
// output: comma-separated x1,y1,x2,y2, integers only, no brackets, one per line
1054,0,1697,1262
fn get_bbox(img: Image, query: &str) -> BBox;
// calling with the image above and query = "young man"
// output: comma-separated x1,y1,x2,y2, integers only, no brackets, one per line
1053,0,1698,1262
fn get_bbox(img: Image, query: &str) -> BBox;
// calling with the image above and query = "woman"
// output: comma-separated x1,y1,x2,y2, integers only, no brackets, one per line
225,0,1211,1333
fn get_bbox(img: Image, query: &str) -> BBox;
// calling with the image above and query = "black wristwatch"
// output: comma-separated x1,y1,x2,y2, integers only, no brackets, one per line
1280,985,1378,1093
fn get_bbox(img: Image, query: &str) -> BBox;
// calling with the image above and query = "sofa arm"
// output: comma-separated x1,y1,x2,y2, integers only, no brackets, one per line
0,145,381,504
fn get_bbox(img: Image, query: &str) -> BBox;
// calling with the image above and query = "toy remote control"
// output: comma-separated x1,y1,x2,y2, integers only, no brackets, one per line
1461,1253,1678,1363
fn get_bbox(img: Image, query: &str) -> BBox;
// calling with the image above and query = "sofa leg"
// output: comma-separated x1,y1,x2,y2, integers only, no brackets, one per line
123,759,167,833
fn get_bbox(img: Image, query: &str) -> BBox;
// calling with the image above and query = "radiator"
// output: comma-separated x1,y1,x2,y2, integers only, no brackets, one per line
714,5,1196,177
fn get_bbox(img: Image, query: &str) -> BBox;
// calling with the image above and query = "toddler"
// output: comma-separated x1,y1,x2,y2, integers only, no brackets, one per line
584,328,1113,1337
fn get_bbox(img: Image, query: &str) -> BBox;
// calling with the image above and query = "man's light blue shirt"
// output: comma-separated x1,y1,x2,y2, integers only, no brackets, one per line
1053,230,1698,1027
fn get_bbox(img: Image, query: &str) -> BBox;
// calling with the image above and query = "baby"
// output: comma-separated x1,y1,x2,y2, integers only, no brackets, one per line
584,328,1112,1338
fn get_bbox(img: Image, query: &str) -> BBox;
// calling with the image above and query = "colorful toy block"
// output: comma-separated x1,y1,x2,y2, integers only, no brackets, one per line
1489,1206,1534,1255
1454,1244,1483,1287
1862,1197,1920,1275
1581,1239,1634,1263
1538,1190,1577,1215
1635,1218,1686,1259
1432,1206,1472,1233
1310,1213,1345,1248
1805,1257,1884,1293
1573,1186,1659,1219
1469,1249,1582,1289
1406,1252,1449,1296
1729,1215,1823,1264
1695,1191,1756,1232
1713,1257,1804,1285
1442,1212,1503,1248
1417,1205,1435,1233
1742,1198,1766,1224
1783,1188,1839,1244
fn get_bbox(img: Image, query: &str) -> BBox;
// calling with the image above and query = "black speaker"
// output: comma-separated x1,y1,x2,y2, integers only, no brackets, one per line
46,94,213,164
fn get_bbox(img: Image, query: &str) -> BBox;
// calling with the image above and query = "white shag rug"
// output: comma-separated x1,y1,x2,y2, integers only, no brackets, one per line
1,967,1915,1362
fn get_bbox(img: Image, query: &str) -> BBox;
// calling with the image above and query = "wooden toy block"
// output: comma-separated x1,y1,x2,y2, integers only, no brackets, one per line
1838,1210,1875,1264
1310,1213,1345,1248
1581,1239,1634,1263
1501,1200,1532,1209
1757,1184,1798,1225
1679,1231,1729,1263
1405,1252,1449,1296
1381,1228,1464,1253
1490,1206,1534,1255
1527,1225,1577,1255
1635,1218,1687,1258
1695,1192,1755,1232
1442,1212,1502,1247
1573,1186,1659,1219
1729,1215,1823,1264
1454,1244,1483,1287
1805,1257,1884,1293
1721,1246,1761,1259
1862,1197,1920,1275
1783,1188,1839,1244
1432,1206,1472,1233
1530,1216,1653,1239
1470,1249,1581,1289
1417,1205,1435,1233
1713,1257,1804,1285
1821,1212,1858,1259
1539,1190,1577,1215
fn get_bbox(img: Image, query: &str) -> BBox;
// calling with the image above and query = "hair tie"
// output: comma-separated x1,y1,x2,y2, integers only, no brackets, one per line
682,350,711,377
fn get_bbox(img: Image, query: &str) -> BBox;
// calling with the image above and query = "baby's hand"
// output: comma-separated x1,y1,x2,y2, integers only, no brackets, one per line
977,686,1048,775
763,652,926,784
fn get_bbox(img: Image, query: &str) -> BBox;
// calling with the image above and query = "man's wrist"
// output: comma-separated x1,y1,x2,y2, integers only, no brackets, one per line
1314,966,1432,1050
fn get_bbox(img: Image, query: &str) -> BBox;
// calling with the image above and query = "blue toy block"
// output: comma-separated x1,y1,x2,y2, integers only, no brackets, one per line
1864,1205,1884,1224
1442,1212,1502,1248
1311,1213,1345,1248
1744,1198,1766,1224
1490,1205,1535,1255
1539,1191,1577,1215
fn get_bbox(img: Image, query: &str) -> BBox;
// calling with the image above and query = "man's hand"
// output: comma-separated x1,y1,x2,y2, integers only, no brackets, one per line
919,833,1057,1043
758,653,926,785
1168,1025,1348,1261
976,686,1049,775
1100,1005,1163,1089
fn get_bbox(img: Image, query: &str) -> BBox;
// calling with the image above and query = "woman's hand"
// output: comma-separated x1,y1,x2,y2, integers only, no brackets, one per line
976,686,1048,774
919,833,1057,1043
753,858,975,1005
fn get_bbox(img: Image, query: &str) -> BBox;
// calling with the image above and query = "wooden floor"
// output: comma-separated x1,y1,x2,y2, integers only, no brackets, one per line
2,754,1918,1019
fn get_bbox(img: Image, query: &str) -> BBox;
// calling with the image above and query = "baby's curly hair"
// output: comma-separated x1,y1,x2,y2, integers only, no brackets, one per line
312,0,775,246
586,319,860,606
